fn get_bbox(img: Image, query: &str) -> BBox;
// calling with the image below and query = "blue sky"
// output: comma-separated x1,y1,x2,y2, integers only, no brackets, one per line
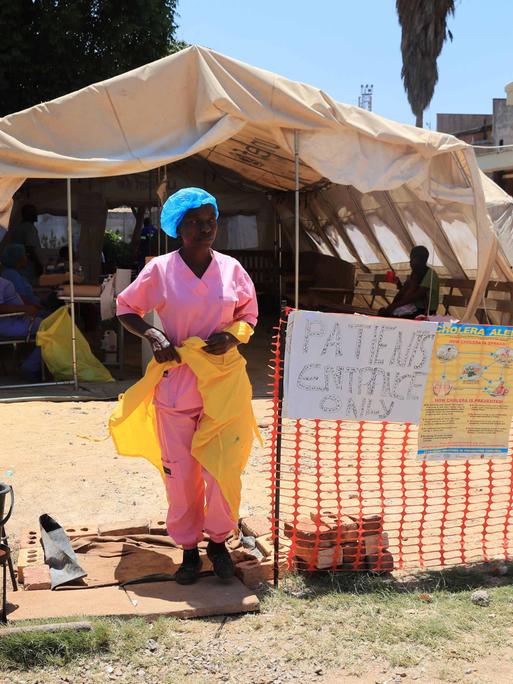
176,0,513,128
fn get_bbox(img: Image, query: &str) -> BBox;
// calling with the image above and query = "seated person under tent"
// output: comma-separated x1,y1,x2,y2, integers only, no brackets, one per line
379,246,439,319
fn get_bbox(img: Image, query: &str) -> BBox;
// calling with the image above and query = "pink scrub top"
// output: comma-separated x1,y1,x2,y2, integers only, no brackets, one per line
116,250,258,410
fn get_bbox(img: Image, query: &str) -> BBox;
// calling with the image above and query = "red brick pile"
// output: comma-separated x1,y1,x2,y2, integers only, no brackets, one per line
15,511,393,594
232,515,280,589
16,516,279,592
283,509,394,573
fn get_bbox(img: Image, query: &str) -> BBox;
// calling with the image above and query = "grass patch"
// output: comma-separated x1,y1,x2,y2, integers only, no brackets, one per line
0,622,111,669
0,567,511,680
258,568,513,672
0,616,181,671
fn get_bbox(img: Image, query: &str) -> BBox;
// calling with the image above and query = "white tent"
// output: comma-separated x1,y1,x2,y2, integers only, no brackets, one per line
1,45,513,321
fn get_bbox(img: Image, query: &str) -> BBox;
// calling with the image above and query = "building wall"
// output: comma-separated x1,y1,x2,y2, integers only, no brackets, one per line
493,98,513,146
437,113,492,134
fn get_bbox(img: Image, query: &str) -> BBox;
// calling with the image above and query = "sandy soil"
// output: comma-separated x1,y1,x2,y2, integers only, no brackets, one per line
2,399,272,543
4,400,513,684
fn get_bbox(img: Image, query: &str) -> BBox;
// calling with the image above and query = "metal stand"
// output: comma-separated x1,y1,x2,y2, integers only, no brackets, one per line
273,307,288,588
0,484,17,596
294,131,300,309
1,543,11,623
0,526,16,591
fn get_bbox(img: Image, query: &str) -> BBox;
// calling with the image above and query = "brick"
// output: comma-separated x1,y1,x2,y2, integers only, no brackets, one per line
255,535,274,559
18,528,40,550
309,509,338,524
366,550,395,573
259,556,289,580
340,543,366,571
199,550,213,573
364,532,390,556
295,545,344,570
149,519,167,535
240,515,271,539
309,511,359,543
235,556,288,588
62,523,98,540
231,548,258,564
235,559,265,589
23,564,51,591
227,536,242,551
97,520,149,537
345,510,384,536
18,548,45,583
284,516,338,548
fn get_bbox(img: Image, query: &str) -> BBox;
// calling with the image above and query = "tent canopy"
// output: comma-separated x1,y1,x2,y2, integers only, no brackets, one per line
1,45,513,315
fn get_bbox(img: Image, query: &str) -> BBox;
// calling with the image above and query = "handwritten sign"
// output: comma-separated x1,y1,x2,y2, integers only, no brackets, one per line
283,311,437,423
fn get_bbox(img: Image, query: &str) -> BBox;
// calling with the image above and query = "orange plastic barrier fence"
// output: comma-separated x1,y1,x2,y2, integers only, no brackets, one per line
268,313,513,574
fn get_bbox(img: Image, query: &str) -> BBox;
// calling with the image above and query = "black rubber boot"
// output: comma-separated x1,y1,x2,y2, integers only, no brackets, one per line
174,547,202,585
206,540,235,580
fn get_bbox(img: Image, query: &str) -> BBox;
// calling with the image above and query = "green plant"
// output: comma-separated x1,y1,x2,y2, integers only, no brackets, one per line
103,229,135,270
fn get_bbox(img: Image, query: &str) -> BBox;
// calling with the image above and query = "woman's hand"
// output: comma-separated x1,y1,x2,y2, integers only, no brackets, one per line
203,332,239,356
143,328,181,363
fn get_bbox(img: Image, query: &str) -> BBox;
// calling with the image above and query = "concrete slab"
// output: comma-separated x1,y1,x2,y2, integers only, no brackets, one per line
6,577,259,622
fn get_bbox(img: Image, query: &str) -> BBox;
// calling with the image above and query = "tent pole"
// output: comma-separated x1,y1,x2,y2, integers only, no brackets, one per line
157,168,161,256
278,218,283,305
66,179,79,391
294,130,300,309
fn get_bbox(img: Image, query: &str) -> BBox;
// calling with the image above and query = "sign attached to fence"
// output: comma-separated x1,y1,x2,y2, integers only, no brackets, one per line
418,323,513,460
283,310,437,422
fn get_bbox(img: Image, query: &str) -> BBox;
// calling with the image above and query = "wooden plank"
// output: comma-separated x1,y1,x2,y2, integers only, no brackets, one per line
442,295,469,308
439,278,475,291
0,622,92,637
7,578,258,621
482,299,513,314
124,577,259,618
6,586,135,622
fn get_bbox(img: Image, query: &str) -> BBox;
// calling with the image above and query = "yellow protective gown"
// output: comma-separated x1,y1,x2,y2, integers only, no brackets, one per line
109,323,261,520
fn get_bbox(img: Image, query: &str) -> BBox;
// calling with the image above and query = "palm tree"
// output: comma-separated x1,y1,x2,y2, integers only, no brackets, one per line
396,0,456,128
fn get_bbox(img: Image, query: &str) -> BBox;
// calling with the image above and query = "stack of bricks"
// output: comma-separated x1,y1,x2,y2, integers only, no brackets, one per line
233,515,287,589
17,528,51,591
283,508,394,573
17,519,161,591
16,515,299,592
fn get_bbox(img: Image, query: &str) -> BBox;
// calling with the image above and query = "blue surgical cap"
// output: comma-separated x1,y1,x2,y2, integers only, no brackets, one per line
1,243,26,269
161,187,219,238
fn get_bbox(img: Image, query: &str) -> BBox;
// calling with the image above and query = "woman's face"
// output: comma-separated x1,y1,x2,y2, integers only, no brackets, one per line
179,204,217,249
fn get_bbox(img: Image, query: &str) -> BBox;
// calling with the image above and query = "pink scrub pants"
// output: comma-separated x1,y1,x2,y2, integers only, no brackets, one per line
155,404,236,549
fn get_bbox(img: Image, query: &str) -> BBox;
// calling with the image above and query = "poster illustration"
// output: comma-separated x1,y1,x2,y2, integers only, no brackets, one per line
418,323,513,460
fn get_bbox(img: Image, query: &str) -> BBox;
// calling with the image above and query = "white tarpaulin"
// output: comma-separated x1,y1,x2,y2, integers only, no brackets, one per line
283,310,437,423
0,45,512,316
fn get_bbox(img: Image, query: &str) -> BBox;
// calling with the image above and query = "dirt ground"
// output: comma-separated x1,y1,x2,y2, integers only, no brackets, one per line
3,400,513,684
2,399,272,543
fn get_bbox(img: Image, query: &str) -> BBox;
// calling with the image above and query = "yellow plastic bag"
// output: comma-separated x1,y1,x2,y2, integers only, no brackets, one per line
36,306,114,382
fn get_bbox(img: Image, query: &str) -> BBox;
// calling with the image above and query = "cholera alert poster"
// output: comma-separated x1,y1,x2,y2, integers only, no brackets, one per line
418,323,513,460
283,311,437,423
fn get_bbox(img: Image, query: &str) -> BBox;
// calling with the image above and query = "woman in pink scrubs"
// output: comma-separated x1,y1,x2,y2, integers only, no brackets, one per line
117,188,258,585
